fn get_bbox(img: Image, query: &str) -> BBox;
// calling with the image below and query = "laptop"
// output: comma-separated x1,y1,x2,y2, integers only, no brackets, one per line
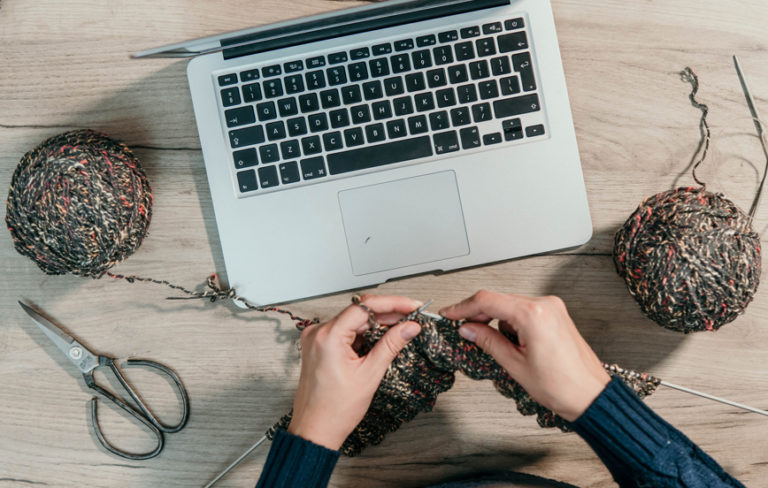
134,0,592,306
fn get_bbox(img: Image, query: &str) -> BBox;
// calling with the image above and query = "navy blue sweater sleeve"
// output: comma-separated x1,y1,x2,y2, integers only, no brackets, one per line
570,376,745,488
256,429,340,488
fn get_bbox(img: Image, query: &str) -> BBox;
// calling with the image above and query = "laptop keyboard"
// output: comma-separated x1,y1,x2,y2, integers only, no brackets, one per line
217,16,546,195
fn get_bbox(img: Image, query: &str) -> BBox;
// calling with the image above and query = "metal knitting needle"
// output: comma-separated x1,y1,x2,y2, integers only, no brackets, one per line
202,435,267,488
661,381,768,417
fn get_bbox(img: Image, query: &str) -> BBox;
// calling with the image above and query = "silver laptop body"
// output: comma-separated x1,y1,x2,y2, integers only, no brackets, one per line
135,0,592,306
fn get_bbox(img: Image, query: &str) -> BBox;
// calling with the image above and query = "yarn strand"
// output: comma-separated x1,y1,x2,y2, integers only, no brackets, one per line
680,67,710,188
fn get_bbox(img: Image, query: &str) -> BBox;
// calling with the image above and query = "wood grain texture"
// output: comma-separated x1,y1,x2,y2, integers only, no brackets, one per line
1,0,768,486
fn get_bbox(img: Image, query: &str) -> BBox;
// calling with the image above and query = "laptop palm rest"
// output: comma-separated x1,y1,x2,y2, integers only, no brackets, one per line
338,170,470,276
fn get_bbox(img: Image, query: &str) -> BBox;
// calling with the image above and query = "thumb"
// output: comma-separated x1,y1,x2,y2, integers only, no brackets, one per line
365,321,421,377
459,323,521,374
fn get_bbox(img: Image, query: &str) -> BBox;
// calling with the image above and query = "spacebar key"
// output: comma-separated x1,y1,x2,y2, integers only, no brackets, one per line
327,136,433,175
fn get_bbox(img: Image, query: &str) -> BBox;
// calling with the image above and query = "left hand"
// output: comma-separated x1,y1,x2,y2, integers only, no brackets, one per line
288,295,423,450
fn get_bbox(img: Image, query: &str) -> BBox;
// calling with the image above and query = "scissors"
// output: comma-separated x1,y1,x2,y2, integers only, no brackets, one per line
19,301,190,460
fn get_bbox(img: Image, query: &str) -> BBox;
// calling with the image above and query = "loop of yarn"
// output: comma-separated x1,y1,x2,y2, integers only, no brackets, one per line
5,130,152,277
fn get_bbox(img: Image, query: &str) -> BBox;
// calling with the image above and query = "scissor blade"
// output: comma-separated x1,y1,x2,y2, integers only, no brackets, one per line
19,301,79,358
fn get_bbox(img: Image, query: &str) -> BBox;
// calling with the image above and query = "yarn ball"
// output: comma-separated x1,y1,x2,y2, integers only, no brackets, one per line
614,187,761,333
5,129,152,277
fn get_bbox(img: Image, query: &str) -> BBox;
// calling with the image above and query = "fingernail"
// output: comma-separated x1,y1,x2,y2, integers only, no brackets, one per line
412,299,424,308
458,325,476,341
401,322,421,340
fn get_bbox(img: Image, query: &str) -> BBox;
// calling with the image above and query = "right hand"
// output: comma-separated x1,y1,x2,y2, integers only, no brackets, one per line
439,290,610,422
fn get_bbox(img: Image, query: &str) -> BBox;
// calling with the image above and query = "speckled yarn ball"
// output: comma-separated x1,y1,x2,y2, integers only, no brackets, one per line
614,187,761,333
5,130,152,277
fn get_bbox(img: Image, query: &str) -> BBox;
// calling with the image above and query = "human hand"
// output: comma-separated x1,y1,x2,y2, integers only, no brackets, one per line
288,295,422,450
440,290,610,422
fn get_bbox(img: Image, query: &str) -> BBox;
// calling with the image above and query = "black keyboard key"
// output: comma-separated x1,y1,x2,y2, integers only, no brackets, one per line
384,76,405,96
348,62,369,81
460,127,481,149
344,127,365,147
305,70,326,90
372,43,393,56
233,148,258,169
369,58,390,78
393,96,414,116
259,144,280,163
408,115,429,134
526,124,546,137
240,69,260,82
326,67,347,86
284,74,305,94
429,111,449,131
263,79,283,98
266,121,287,140
330,108,350,128
287,117,308,137
505,18,525,31
479,79,499,100
301,157,327,179
439,30,459,43
447,64,469,83
436,88,457,107
365,123,386,143
432,46,454,65
483,132,502,145
262,65,282,77
417,34,437,47
433,130,460,154
483,22,503,35
284,60,304,73
362,80,383,100
426,68,447,88
225,106,256,127
323,131,344,151
307,56,326,68
242,83,262,103
457,84,478,103
308,113,329,133
299,93,320,113
513,52,536,91
218,73,237,86
414,92,435,112
450,106,471,126
502,118,523,140
229,125,265,148
256,101,277,121
454,41,475,61
327,136,432,174
405,72,426,92
258,166,279,188
460,26,481,39
372,100,393,120
412,50,432,69
390,54,411,73
328,51,348,64
350,47,370,60
302,135,322,155
394,39,414,51
469,60,490,79
320,89,341,109
476,37,497,57
237,170,258,192
279,162,301,184
280,140,301,159
277,97,299,117
351,104,372,124
387,119,408,139
494,94,540,118
221,87,241,107
500,76,521,95
341,85,363,104
471,102,492,122
498,31,528,53
491,56,512,76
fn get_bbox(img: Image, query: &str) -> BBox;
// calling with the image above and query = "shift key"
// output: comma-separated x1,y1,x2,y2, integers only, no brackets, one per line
493,94,540,118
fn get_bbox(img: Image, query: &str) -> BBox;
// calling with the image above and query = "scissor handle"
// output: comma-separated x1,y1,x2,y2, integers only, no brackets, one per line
120,358,190,433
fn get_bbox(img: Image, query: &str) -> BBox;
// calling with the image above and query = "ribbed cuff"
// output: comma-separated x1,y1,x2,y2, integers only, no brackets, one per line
256,429,341,488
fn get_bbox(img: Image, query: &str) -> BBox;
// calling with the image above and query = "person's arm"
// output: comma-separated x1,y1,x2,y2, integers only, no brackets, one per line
255,295,422,487
440,290,745,488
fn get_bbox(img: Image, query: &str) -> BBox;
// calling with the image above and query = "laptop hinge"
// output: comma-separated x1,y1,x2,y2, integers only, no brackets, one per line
220,0,510,60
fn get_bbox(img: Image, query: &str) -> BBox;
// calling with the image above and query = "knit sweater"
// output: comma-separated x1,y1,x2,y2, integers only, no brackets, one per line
255,377,745,487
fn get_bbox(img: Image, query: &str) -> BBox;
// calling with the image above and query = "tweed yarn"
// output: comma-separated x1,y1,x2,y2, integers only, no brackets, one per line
5,130,152,277
267,298,660,457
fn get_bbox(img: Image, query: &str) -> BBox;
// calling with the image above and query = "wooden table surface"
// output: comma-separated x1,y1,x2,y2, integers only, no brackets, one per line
2,1,768,486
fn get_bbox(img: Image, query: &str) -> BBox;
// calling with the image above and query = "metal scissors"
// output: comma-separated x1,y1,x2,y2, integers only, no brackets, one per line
19,301,190,460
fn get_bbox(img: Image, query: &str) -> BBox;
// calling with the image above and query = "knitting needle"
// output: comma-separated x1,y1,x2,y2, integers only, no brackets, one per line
202,435,267,488
661,381,768,417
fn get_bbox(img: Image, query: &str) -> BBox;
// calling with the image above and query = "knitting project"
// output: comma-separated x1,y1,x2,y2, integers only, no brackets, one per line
267,296,660,457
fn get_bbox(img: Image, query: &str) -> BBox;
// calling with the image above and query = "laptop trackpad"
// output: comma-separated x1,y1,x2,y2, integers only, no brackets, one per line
338,171,470,276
